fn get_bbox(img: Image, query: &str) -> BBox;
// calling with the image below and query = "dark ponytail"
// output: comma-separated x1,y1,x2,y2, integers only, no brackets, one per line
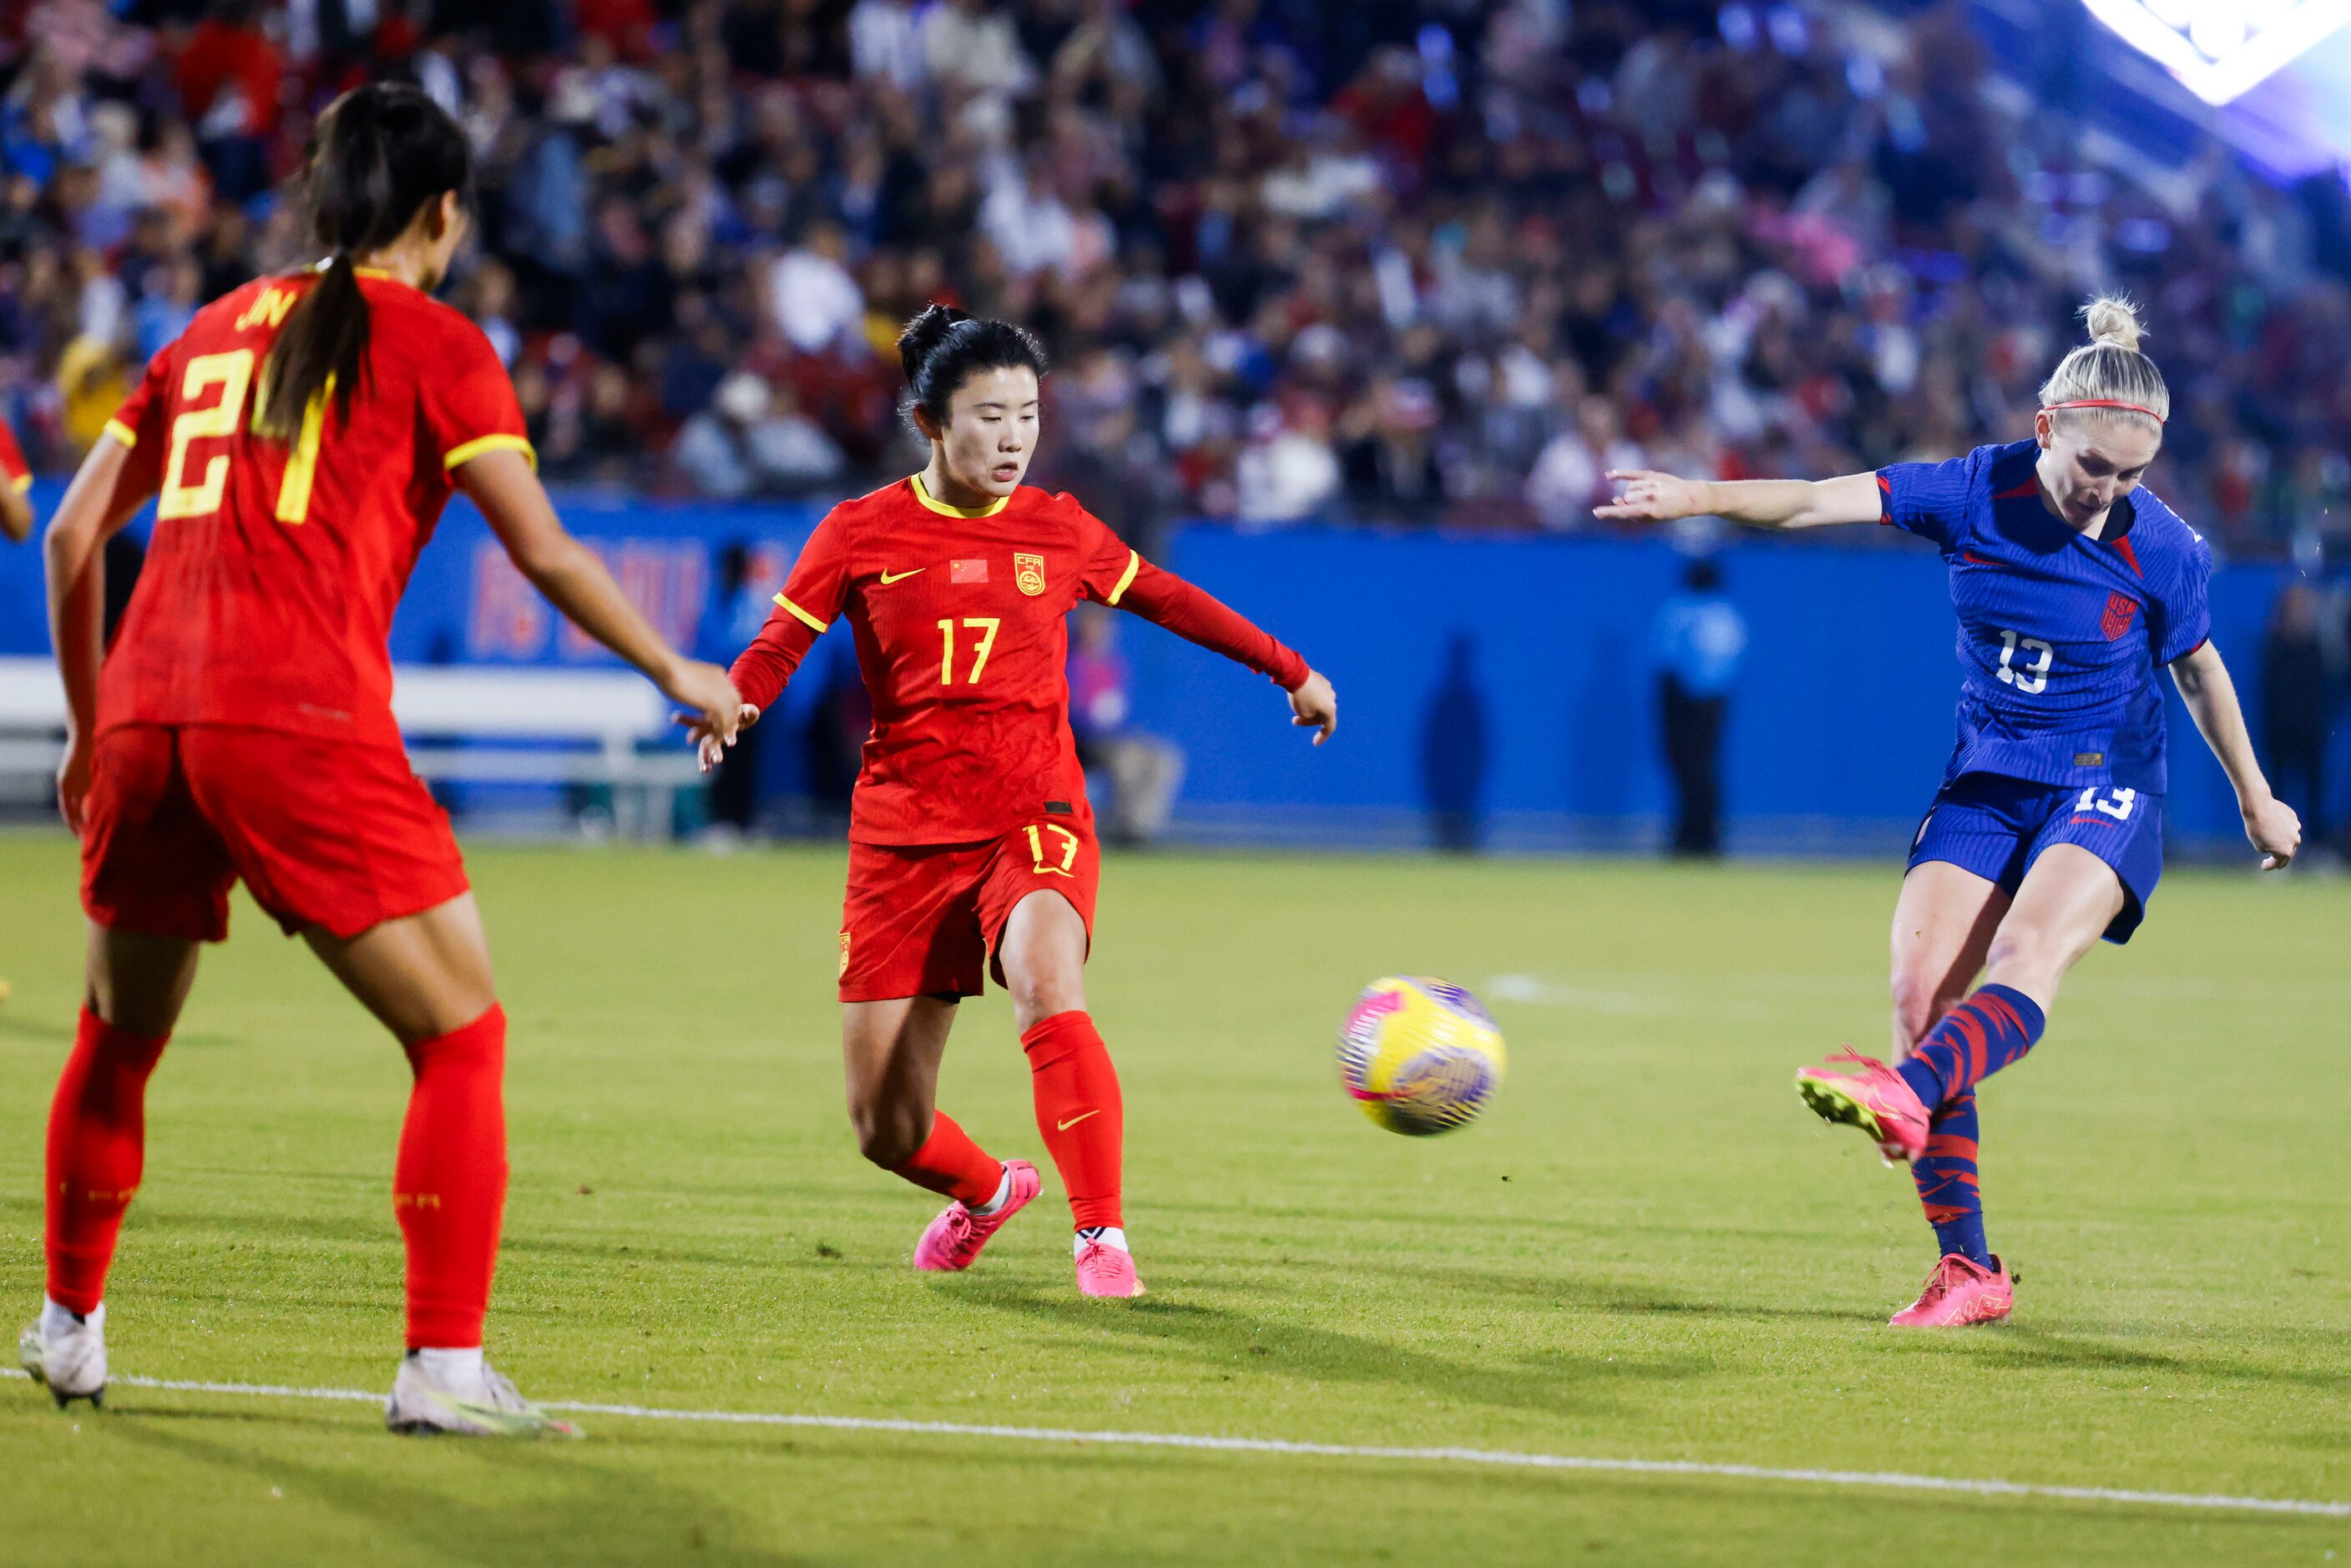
256,83,473,439
897,304,1049,432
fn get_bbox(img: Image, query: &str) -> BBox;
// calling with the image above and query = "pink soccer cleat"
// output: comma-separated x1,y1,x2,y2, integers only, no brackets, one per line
913,1160,1040,1272
1795,1049,1932,1163
1075,1240,1145,1298
1888,1253,2014,1328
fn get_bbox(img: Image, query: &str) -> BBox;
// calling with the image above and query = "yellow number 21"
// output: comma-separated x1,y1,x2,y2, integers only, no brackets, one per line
153,347,330,526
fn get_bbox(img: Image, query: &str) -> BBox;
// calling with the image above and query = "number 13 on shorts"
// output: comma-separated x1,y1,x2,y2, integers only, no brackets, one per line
1026,822,1079,877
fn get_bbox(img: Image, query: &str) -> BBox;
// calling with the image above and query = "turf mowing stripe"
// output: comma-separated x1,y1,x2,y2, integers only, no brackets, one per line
6,1368,2343,1519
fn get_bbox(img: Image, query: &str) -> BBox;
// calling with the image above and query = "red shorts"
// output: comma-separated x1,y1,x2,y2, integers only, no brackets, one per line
80,724,470,943
839,815,1100,1002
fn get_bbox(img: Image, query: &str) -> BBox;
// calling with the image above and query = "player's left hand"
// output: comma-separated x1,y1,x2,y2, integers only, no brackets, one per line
55,731,91,837
2243,792,2301,871
1289,669,1337,746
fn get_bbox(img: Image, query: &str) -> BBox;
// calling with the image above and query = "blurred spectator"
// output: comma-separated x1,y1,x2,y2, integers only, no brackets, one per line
1652,557,1747,857
673,372,846,499
699,541,772,842
1527,396,1645,531
1235,399,1339,528
2261,581,2337,856
1069,607,1184,846
1420,630,1490,853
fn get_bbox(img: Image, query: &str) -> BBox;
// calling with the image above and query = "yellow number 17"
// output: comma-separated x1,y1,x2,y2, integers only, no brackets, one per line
936,617,1001,685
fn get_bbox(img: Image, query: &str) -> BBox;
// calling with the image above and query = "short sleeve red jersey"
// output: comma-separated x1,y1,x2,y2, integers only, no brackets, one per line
98,271,530,747
732,475,1308,845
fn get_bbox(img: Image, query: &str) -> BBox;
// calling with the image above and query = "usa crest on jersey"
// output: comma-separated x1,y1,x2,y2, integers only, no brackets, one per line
1014,551,1047,597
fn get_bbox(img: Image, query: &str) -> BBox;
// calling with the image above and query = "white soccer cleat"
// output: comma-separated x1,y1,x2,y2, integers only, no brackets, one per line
20,1301,108,1408
384,1353,581,1439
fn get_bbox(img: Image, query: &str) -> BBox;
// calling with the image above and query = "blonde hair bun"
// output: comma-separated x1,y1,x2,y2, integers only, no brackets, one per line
2083,295,2144,352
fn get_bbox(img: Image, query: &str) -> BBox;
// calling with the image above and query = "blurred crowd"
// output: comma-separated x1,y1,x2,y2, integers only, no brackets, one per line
5,0,2351,551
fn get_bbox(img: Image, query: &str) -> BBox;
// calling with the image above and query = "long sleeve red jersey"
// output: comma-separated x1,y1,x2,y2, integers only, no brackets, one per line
731,474,1309,845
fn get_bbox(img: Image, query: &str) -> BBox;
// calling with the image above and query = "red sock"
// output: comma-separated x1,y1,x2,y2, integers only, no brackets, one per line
45,1008,170,1314
1023,1010,1123,1230
396,1005,508,1350
889,1111,1003,1206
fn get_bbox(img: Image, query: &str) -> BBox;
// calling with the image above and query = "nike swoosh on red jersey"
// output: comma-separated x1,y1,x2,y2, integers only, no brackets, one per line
878,569,925,584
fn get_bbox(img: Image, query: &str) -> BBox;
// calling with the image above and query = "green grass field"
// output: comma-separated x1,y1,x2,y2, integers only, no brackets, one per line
1,832,2345,1565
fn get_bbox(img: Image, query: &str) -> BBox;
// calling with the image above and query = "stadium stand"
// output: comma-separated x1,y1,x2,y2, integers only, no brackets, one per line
0,0,2346,554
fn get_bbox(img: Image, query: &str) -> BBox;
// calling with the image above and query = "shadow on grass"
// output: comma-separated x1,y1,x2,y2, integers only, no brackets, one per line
949,1276,1712,1421
104,1415,811,1566
1930,1322,2351,1392
1388,1262,1881,1327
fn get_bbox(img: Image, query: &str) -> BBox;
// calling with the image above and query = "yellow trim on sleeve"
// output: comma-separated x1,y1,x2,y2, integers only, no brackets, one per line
909,472,1009,518
9,472,30,493
1105,549,1141,607
442,433,538,472
774,594,829,634
104,418,139,451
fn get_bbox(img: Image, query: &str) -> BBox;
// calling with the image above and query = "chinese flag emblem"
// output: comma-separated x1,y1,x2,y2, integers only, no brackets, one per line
1014,552,1047,597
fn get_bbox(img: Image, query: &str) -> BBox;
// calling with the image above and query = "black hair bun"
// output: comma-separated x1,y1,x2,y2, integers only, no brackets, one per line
898,304,972,384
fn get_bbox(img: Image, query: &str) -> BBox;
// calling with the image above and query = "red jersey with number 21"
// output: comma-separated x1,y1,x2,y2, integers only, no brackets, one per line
731,476,1308,846
99,271,532,749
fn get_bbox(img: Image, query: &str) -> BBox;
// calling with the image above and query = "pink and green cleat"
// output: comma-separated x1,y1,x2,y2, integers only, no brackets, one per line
1794,1049,1931,1164
1075,1240,1144,1298
913,1160,1039,1272
1888,1253,2014,1328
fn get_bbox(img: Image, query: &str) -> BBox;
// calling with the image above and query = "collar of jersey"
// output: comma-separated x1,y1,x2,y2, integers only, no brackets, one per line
910,473,1009,518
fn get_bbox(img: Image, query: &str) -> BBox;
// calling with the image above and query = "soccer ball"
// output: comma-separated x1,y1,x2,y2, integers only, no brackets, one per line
1336,976,1506,1136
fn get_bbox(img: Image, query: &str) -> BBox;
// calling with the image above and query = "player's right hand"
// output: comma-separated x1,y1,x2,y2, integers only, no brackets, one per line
2244,792,2302,871
55,731,91,837
677,702,762,772
662,660,746,747
1595,470,1709,524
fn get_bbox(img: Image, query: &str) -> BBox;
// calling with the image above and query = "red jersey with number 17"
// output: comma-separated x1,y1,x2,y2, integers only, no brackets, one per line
731,475,1310,846
98,271,532,749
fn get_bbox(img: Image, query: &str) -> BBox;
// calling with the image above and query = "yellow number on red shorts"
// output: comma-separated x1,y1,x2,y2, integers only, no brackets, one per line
1025,822,1079,878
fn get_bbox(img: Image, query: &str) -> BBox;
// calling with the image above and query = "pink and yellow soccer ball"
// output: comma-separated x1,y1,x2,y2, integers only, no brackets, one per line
1336,977,1506,1136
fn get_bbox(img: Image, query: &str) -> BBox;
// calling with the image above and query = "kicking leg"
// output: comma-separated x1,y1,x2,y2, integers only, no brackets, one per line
1888,863,2005,1270
306,894,570,1437
999,890,1138,1298
842,996,1036,1271
26,924,200,1405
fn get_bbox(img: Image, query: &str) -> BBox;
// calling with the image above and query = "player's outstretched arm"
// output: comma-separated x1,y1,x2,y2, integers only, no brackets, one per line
1595,470,1881,530
43,432,154,832
459,448,741,743
2170,640,2300,870
1110,558,1335,743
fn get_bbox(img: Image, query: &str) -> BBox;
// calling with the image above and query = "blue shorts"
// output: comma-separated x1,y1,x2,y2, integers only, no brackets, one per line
1907,771,2163,944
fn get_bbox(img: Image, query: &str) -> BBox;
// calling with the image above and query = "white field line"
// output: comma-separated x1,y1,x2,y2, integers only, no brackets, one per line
4,1368,2343,1519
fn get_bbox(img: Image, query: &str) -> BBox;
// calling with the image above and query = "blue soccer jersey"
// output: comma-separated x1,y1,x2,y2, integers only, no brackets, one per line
1878,439,2212,794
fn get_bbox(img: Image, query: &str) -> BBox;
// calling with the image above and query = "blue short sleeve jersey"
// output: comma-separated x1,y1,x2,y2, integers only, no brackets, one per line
1878,439,2212,794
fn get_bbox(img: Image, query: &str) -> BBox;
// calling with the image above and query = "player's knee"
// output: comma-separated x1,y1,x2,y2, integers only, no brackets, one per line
1888,969,1950,1047
849,1102,925,1168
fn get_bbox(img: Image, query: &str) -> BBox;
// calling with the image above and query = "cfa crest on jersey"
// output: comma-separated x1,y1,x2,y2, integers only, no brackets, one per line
1014,552,1047,597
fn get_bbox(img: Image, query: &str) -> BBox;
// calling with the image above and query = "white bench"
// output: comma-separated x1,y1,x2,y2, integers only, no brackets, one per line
0,657,701,837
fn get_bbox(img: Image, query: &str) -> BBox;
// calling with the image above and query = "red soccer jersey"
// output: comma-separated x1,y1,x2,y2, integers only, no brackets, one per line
98,271,532,748
731,475,1309,845
0,417,31,493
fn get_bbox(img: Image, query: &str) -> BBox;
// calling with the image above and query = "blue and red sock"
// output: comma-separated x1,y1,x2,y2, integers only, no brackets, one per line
1896,983,2045,1112
1910,1090,1988,1266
